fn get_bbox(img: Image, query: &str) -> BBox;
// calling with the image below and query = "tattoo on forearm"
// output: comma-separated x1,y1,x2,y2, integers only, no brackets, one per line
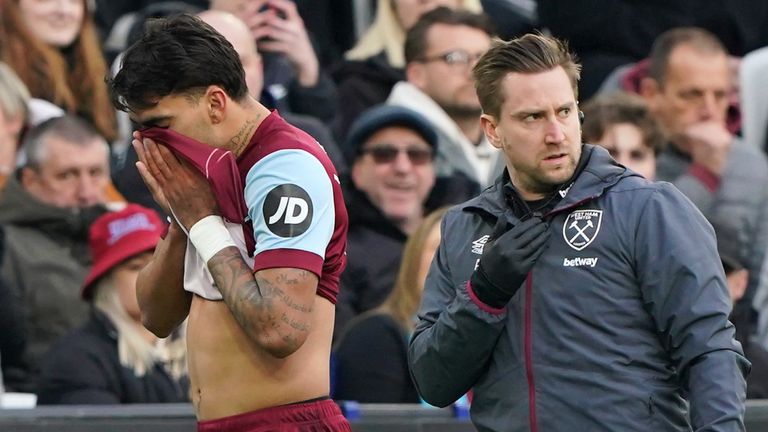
228,118,259,156
281,312,310,331
207,247,313,354
282,293,313,313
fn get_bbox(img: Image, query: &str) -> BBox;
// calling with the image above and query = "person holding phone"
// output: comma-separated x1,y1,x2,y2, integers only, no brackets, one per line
210,0,337,123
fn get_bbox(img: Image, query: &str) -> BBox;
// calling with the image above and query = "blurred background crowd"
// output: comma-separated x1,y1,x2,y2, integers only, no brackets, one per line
2,0,768,406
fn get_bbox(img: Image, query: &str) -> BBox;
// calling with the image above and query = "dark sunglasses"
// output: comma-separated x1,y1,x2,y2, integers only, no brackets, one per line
360,145,434,165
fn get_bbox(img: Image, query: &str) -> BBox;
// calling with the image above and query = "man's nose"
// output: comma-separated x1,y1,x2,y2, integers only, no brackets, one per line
545,119,566,143
77,175,103,207
391,150,414,172
699,92,720,121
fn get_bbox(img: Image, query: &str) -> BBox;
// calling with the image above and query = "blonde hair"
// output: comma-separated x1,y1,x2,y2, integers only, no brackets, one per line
93,276,187,379
0,62,30,123
379,206,450,331
346,0,483,68
0,0,117,141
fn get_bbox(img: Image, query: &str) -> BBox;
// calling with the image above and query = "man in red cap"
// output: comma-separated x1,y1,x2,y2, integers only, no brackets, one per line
36,204,188,405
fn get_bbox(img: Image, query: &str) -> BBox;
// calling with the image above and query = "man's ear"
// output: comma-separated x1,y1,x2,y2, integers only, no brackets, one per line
205,85,228,124
480,114,501,149
727,268,749,303
350,160,364,189
19,166,38,191
406,62,427,90
639,77,661,104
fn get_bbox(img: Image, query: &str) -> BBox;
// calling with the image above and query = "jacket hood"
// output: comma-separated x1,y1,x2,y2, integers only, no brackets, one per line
462,144,636,221
0,176,106,241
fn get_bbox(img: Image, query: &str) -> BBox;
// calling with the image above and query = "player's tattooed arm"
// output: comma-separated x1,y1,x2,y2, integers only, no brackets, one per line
207,247,317,358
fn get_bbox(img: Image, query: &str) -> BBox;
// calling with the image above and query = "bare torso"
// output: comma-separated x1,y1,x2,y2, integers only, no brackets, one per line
186,294,334,420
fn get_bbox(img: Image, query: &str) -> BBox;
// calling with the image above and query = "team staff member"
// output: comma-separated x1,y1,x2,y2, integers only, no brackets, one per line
408,34,749,431
108,15,350,431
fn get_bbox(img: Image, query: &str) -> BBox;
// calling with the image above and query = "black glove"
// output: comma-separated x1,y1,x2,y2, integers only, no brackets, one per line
470,216,550,308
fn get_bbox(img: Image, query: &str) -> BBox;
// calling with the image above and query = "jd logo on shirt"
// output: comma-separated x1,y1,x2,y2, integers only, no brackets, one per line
263,184,313,237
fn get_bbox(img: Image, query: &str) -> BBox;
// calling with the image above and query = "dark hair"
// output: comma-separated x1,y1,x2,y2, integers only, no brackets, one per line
404,6,494,65
472,34,580,119
581,92,666,155
108,14,248,113
647,27,726,86
23,115,107,169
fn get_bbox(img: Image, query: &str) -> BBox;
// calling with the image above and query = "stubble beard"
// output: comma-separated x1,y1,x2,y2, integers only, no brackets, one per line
519,154,577,197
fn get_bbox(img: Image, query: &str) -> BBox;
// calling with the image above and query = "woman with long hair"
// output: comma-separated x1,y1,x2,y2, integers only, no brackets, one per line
333,207,449,402
0,0,117,142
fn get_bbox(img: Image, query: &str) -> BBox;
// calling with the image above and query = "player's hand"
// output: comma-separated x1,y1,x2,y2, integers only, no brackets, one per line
681,121,732,176
133,131,171,215
470,216,550,308
139,136,218,231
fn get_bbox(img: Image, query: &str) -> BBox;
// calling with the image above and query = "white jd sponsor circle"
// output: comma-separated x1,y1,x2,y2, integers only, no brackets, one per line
562,209,602,251
263,184,313,237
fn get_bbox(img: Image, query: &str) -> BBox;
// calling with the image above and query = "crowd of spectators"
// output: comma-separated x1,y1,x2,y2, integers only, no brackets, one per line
1,0,768,411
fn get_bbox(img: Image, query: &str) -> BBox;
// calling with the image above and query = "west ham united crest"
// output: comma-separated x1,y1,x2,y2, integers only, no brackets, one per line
563,210,603,251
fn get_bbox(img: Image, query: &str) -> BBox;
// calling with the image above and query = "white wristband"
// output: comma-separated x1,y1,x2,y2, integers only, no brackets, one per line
188,215,237,263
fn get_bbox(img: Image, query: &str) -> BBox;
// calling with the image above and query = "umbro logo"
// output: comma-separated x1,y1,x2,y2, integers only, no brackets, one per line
472,235,490,254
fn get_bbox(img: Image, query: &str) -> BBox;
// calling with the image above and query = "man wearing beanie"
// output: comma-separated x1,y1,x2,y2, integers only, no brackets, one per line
334,105,439,338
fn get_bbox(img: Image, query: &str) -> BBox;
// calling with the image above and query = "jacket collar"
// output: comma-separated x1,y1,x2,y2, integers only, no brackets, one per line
0,176,107,243
461,145,633,221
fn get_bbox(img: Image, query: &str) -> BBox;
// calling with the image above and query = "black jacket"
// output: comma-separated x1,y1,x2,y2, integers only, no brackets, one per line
0,227,25,381
733,307,768,399
333,313,418,403
36,310,188,405
538,0,768,100
262,53,338,124
331,53,405,143
335,184,407,339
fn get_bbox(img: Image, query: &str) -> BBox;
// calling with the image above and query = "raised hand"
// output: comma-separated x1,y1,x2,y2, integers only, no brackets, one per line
137,133,218,231
682,121,732,176
133,131,171,215
251,0,319,87
470,216,550,308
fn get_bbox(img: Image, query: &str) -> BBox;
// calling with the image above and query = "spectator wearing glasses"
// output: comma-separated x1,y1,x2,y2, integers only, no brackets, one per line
335,105,438,338
387,7,503,193
332,0,483,142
